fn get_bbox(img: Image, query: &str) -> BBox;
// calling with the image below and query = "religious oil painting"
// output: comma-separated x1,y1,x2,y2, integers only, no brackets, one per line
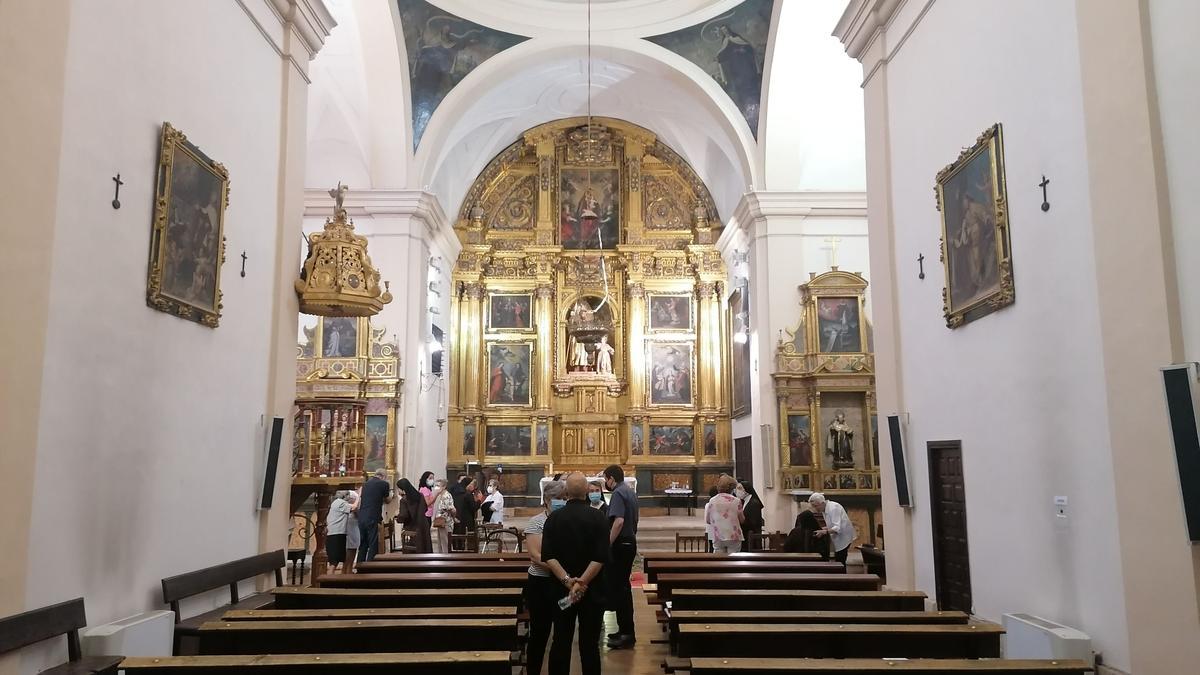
536,423,549,456
816,297,862,353
321,317,359,359
936,123,1014,328
822,474,837,491
630,424,644,456
487,342,532,406
786,414,813,467
648,342,694,406
485,425,532,456
649,295,692,331
703,423,718,456
860,473,875,490
646,0,775,137
488,293,533,331
398,0,527,150
839,473,858,490
462,422,476,456
559,168,620,250
146,122,229,327
364,414,388,474
729,287,751,418
649,425,695,456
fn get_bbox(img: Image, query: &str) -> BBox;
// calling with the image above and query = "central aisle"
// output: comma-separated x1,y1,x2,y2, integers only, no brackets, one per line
553,587,663,675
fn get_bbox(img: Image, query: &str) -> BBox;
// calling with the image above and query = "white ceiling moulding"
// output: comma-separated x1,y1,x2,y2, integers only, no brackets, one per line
429,0,743,38
238,0,337,80
835,0,937,79
302,188,459,261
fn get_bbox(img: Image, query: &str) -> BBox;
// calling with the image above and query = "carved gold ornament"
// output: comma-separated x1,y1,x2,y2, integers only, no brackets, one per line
295,183,392,317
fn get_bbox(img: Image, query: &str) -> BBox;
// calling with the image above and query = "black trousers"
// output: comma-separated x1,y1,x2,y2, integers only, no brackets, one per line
835,544,850,566
548,596,603,675
357,520,380,563
608,538,637,637
524,574,558,675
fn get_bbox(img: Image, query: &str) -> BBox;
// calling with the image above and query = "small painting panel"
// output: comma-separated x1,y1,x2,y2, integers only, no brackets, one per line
560,168,620,250
485,425,531,456
497,472,528,495
463,423,477,456
821,474,837,491
700,472,724,495
536,423,549,456
648,342,694,406
322,317,359,358
648,425,695,456
936,123,1014,327
729,287,751,418
816,297,862,353
786,414,813,467
488,293,533,331
839,473,858,490
146,123,229,327
364,415,388,474
860,473,875,490
653,473,693,491
781,473,811,491
487,343,532,406
630,425,644,456
649,295,692,331
703,423,718,456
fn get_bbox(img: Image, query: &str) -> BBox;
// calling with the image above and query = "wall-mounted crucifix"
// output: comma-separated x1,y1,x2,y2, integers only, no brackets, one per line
821,236,843,269
240,251,247,278
111,173,124,209
1039,175,1051,212
918,253,926,280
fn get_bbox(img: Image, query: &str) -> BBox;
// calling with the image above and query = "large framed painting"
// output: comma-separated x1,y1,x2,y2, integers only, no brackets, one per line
487,342,532,406
729,287,751,418
936,123,1014,328
816,297,862,353
648,342,694,406
648,425,695,456
785,413,813,467
488,293,533,331
321,317,360,358
364,414,388,474
485,424,532,456
560,168,619,250
146,122,229,327
649,294,693,332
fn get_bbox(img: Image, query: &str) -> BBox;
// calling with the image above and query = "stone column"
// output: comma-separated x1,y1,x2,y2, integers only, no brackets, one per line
534,283,556,411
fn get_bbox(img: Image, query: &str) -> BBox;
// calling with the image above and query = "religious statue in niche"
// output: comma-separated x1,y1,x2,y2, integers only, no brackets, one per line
594,336,615,376
826,411,855,468
565,296,614,374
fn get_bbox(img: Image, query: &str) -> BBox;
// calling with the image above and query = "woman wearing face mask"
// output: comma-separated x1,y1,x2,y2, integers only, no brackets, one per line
431,478,457,553
481,479,505,525
587,480,608,516
706,474,744,555
522,480,566,675
736,479,765,552
398,477,433,554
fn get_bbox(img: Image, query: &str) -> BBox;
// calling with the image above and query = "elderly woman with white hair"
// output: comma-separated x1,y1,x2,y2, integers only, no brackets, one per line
808,492,857,566
325,490,356,574
523,479,567,675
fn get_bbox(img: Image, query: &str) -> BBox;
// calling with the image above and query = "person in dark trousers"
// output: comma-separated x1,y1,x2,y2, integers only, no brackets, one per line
452,475,480,541
542,472,610,675
522,479,566,675
397,477,432,553
603,464,638,649
736,479,765,552
356,469,392,564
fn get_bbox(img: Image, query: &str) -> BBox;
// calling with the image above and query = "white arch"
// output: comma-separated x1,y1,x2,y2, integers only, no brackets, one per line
413,36,760,222
429,0,744,37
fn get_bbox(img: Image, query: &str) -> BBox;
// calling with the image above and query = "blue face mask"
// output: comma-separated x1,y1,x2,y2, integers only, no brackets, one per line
589,492,603,503
550,499,567,512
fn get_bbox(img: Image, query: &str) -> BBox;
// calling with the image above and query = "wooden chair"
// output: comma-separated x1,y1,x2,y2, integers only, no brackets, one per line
675,533,708,552
746,532,773,551
450,531,480,552
482,527,523,552
0,598,122,674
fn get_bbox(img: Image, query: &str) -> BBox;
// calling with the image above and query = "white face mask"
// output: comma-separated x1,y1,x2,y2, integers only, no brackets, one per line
487,486,496,494
734,488,746,499
426,478,435,487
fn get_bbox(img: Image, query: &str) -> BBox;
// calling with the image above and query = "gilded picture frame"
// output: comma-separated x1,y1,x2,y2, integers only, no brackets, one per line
935,123,1014,328
483,423,533,457
486,341,533,406
647,341,695,407
146,122,229,327
487,293,534,332
648,294,693,332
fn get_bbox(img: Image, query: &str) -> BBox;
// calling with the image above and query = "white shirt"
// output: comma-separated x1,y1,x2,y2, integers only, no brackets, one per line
483,490,505,524
823,500,856,552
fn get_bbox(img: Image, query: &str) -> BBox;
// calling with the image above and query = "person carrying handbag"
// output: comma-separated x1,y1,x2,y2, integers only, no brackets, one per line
432,478,457,553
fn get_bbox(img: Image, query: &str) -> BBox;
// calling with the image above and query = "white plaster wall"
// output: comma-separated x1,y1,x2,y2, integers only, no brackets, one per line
1148,0,1200,363
24,0,288,658
307,0,372,189
763,0,866,191
882,0,1128,668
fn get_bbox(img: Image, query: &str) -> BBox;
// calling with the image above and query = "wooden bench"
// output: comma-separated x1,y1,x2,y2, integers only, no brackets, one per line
652,573,880,601
860,544,886,582
120,651,514,674
669,589,927,612
675,623,1003,659
643,552,823,563
686,658,1094,674
196,618,518,655
0,598,122,675
161,549,284,655
222,606,517,621
375,552,529,561
665,610,969,653
315,572,527,590
272,587,524,610
645,561,845,582
354,560,531,574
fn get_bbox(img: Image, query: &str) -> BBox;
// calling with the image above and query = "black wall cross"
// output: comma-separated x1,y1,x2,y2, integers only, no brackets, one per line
1039,175,1051,212
240,251,248,278
918,253,926,280
111,173,124,209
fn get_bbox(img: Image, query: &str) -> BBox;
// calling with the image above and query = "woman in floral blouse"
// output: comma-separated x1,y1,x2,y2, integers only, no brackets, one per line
705,474,745,554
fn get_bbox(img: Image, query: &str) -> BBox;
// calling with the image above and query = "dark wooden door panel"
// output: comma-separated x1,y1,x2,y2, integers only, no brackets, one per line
928,441,972,613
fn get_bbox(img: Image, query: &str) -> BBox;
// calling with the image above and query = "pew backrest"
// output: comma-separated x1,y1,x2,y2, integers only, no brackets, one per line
120,651,515,674
687,658,1094,674
0,598,87,660
161,549,285,621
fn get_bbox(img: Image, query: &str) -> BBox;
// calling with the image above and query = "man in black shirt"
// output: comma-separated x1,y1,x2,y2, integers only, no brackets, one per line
603,463,638,648
542,472,610,675
356,469,391,564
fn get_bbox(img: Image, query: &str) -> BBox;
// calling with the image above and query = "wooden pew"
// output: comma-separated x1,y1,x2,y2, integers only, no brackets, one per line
315,572,527,590
222,606,517,621
272,587,523,610
645,560,845,582
121,651,514,674
375,552,529,561
686,658,1094,674
161,549,284,655
669,589,927,612
652,573,880,601
0,598,122,675
354,560,531,574
642,552,823,563
665,610,968,652
196,618,518,655
675,623,1003,659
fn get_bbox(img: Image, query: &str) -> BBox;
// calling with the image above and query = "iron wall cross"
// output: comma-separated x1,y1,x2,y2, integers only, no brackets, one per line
240,251,247,277
918,253,926,280
1039,175,1050,212
111,173,124,209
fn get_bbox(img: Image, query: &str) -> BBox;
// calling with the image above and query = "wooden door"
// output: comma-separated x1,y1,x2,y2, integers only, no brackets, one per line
734,436,753,483
927,441,972,612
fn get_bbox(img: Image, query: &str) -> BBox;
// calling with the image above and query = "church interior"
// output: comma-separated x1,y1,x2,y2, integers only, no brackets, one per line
2,1,1199,674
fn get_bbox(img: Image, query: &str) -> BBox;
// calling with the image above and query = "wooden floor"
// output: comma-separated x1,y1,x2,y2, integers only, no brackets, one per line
547,587,664,675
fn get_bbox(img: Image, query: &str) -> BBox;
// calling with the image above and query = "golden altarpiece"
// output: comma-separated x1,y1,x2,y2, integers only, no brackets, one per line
774,269,882,545
447,118,733,503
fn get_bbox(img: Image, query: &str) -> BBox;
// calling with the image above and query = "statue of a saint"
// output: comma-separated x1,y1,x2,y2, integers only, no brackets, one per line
570,335,590,370
826,411,855,468
328,182,349,221
594,335,615,375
